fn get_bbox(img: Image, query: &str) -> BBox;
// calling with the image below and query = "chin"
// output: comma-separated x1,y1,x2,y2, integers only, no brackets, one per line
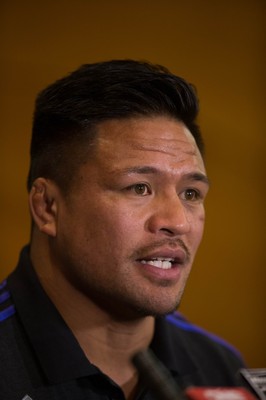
130,297,182,319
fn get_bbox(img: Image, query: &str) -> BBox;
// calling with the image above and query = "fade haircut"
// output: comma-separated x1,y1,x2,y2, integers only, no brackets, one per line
27,59,204,192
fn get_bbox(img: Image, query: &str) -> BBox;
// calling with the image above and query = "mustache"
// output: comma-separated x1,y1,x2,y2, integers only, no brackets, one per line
131,238,191,262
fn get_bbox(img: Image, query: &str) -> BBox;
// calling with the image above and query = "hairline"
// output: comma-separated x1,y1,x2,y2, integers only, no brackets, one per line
46,113,204,195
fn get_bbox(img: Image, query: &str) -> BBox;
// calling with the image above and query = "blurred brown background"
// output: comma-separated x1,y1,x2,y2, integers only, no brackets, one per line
0,0,265,367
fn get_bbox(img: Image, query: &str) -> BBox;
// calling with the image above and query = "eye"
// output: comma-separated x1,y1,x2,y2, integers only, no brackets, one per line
128,183,151,196
183,189,201,201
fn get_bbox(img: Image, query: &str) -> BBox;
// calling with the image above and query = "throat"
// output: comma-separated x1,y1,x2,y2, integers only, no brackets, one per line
75,319,154,399
121,372,140,400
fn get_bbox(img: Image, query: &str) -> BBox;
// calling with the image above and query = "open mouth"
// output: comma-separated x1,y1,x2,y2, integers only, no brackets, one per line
139,257,175,270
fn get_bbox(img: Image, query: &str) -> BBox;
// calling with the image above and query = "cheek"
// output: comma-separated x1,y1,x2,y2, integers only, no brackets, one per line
82,205,140,248
189,210,206,248
103,210,141,245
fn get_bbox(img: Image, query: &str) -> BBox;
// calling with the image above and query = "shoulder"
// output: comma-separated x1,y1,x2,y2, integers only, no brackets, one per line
164,312,245,385
166,312,244,360
0,278,18,349
0,278,38,399
0,279,20,381
0,279,16,325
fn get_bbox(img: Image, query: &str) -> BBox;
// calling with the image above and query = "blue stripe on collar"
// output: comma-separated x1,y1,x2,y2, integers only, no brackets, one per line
0,280,7,290
0,305,16,322
166,312,244,361
0,291,10,304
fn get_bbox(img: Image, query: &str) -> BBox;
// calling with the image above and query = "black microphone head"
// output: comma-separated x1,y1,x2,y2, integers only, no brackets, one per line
239,369,266,400
132,349,185,400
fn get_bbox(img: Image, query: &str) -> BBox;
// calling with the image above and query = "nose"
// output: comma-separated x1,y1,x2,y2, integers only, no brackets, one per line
146,193,190,237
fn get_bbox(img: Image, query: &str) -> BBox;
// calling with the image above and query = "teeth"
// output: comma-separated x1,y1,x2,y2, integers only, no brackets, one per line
140,258,174,269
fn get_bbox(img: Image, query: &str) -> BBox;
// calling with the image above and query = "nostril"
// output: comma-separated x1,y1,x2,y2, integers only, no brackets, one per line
159,227,176,236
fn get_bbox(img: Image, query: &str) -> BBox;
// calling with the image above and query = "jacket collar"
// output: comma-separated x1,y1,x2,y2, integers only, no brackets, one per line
8,245,199,385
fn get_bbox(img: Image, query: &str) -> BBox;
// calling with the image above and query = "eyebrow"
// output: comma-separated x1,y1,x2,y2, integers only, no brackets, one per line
185,172,210,186
113,166,210,186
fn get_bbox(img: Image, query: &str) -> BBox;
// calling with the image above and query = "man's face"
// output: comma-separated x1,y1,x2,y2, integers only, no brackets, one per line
54,116,209,319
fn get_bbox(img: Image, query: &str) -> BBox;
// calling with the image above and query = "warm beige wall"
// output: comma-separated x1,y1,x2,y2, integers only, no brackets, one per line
0,0,265,367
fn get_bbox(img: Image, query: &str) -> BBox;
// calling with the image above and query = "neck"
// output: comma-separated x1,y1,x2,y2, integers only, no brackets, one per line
30,238,155,399
75,317,154,399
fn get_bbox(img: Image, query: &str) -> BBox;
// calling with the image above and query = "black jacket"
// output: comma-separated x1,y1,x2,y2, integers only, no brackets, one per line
0,246,246,400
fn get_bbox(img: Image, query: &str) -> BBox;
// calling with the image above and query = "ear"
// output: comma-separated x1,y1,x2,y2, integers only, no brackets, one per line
29,178,59,237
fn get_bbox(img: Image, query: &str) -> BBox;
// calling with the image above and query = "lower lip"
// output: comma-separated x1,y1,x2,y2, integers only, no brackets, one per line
136,261,183,282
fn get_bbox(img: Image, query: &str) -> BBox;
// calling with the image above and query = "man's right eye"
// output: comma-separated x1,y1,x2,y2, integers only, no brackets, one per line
127,183,151,196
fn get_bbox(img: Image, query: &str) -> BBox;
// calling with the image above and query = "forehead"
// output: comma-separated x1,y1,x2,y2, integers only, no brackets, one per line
91,116,205,173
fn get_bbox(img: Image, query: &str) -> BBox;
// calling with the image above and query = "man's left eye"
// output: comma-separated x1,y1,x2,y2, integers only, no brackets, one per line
183,189,200,201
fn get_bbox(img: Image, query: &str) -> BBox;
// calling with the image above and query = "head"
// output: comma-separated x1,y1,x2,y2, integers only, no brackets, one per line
27,60,204,193
28,60,209,320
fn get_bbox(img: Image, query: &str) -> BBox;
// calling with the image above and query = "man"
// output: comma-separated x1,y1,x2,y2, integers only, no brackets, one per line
0,60,245,400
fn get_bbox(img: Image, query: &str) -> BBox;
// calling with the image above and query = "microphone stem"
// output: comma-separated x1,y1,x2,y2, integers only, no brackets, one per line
132,349,186,400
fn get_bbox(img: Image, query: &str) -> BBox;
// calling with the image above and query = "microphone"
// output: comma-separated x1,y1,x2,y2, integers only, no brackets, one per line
132,348,185,400
132,349,257,400
239,369,266,400
185,387,256,400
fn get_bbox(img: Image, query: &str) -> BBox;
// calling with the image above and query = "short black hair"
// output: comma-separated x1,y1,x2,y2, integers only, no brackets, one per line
27,59,204,192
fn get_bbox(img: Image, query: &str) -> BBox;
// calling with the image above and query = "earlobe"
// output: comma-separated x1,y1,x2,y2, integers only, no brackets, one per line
29,178,58,237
